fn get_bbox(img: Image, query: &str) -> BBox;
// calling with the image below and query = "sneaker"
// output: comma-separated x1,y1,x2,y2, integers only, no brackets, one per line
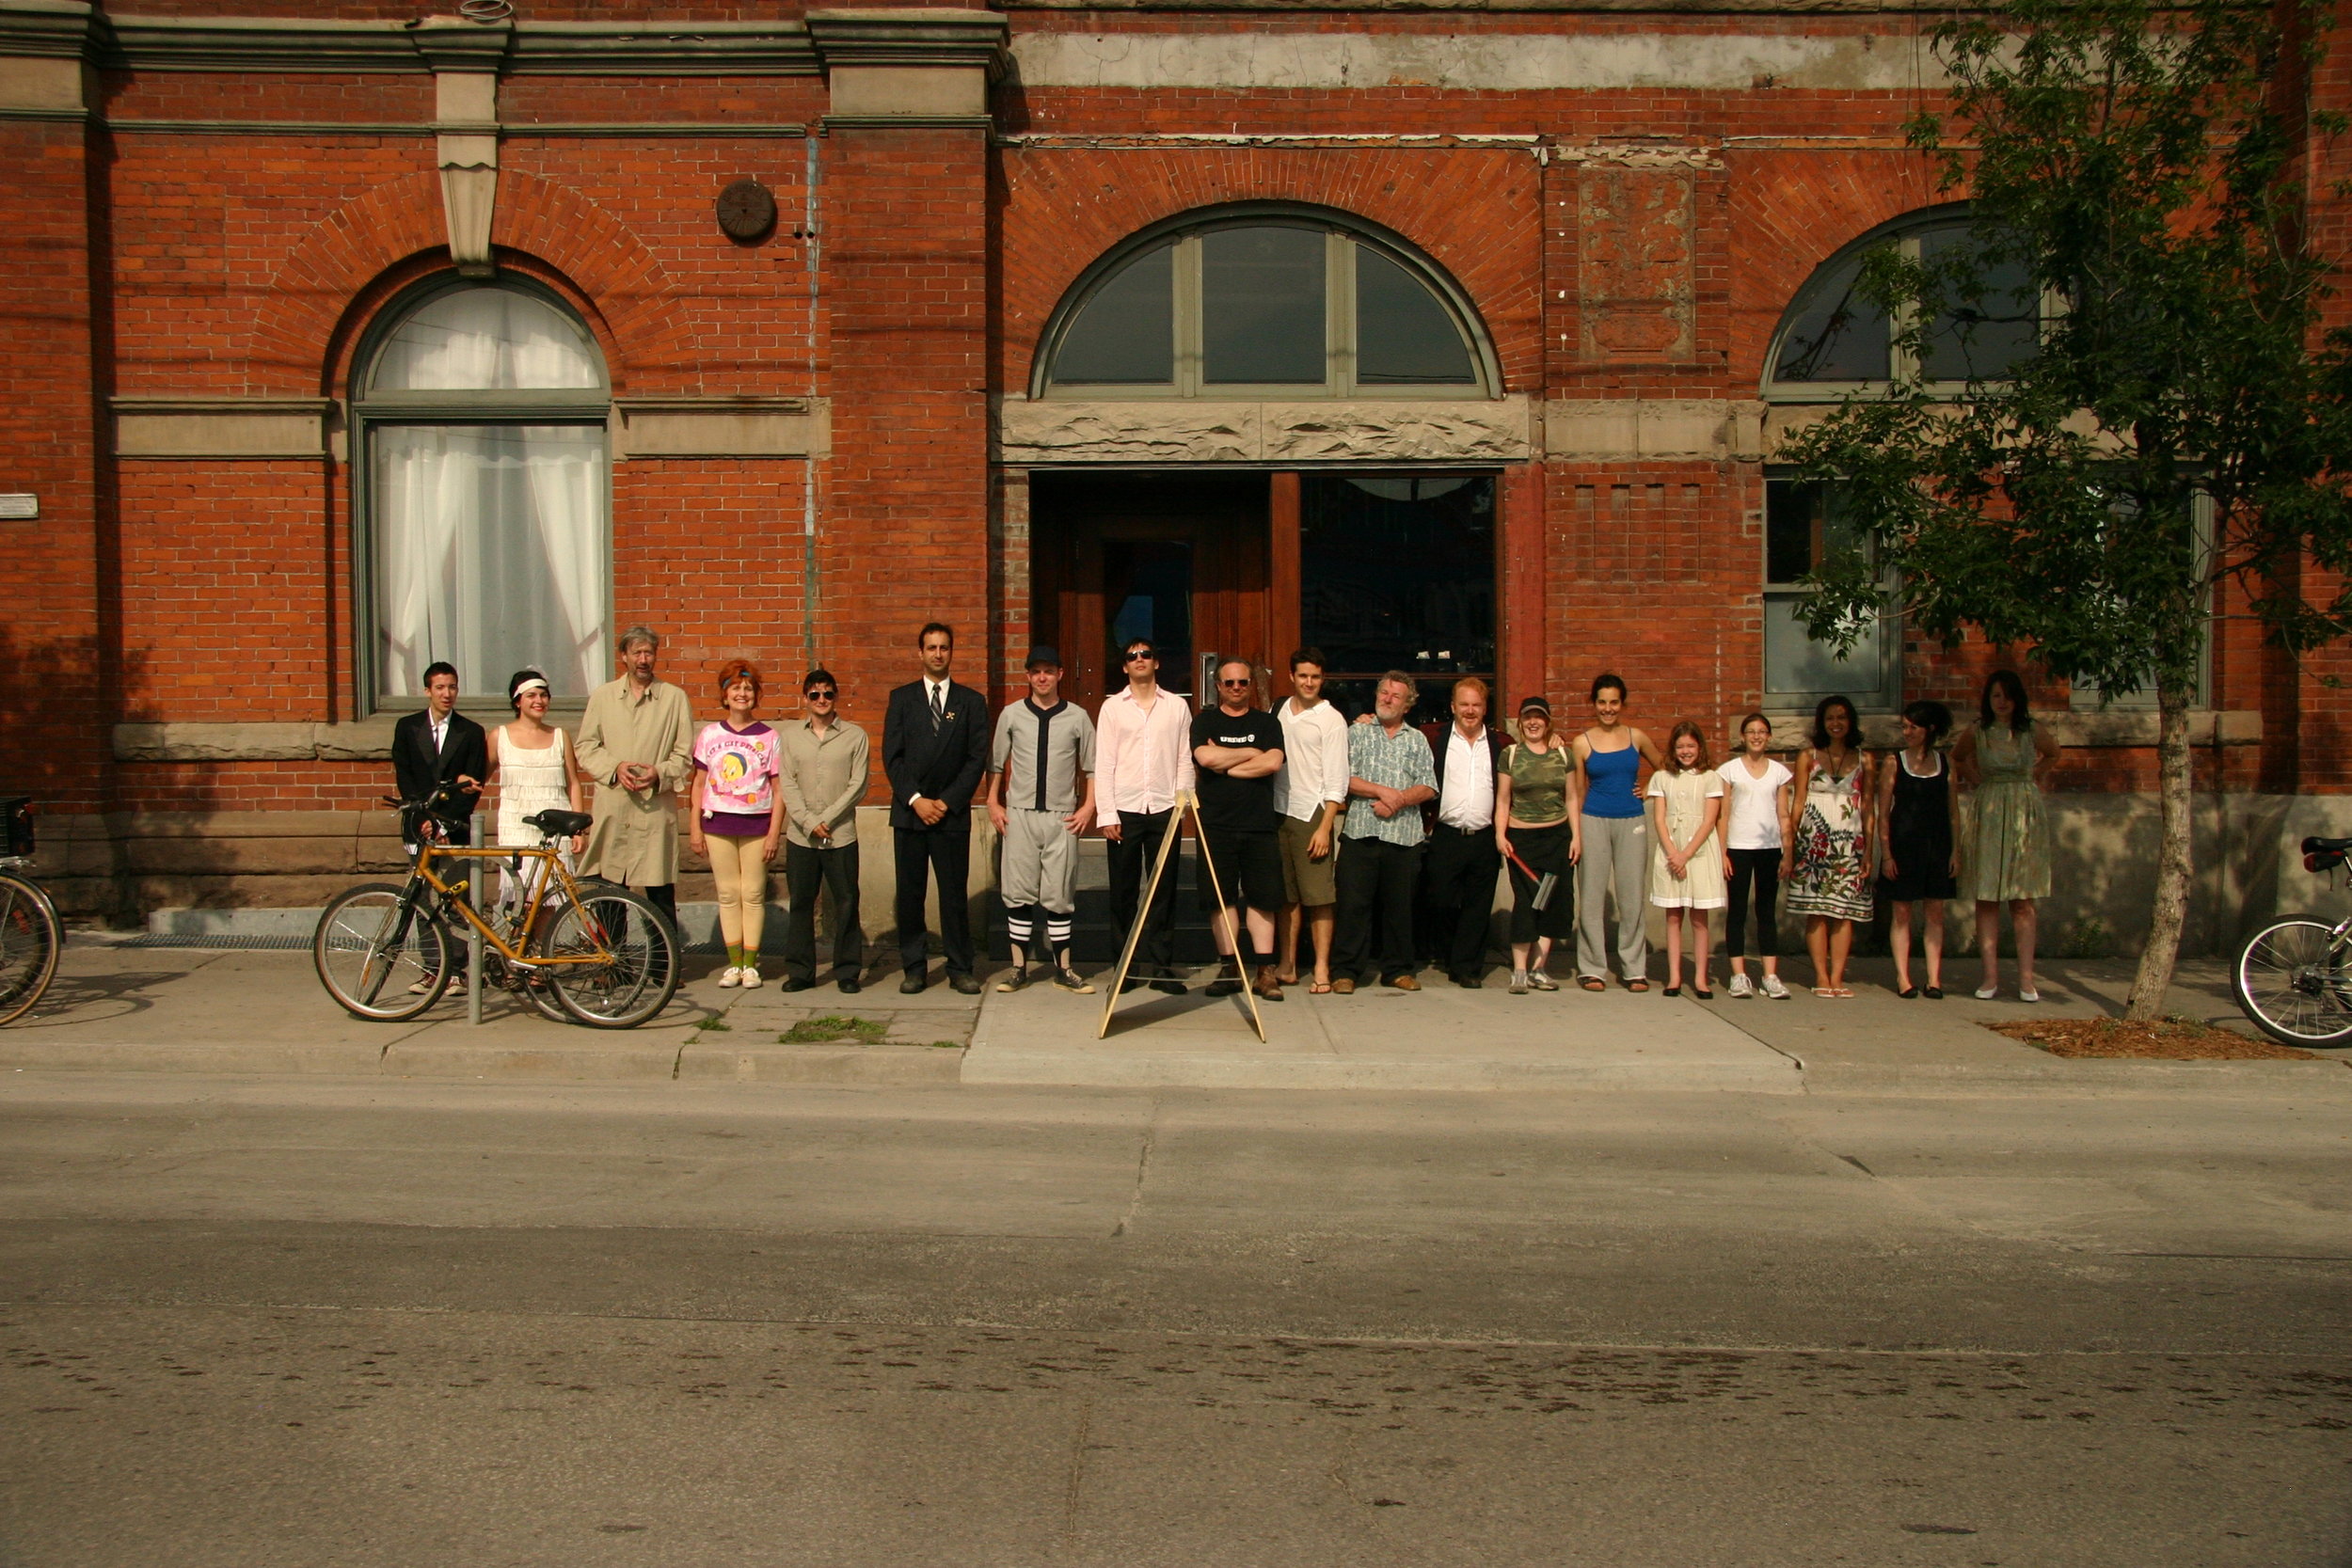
408,975,439,995
996,965,1030,993
1727,973,1755,999
1527,969,1559,992
1052,967,1095,994
1760,974,1791,1000
716,966,743,989
739,966,762,990
1509,971,1529,995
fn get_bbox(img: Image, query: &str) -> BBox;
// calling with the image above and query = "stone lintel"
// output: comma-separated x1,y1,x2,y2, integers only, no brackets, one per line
613,397,830,459
111,398,334,460
999,395,1528,465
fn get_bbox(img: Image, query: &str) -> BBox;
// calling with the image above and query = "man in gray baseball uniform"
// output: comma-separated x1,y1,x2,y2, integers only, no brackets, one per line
985,645,1098,992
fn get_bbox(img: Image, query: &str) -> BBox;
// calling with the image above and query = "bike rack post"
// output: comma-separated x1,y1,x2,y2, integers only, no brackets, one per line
468,813,485,1027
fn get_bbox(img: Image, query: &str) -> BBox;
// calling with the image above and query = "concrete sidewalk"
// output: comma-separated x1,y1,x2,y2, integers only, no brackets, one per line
6,934,2349,1096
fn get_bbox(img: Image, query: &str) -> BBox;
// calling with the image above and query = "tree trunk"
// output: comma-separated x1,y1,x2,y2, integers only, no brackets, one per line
2125,677,2195,1020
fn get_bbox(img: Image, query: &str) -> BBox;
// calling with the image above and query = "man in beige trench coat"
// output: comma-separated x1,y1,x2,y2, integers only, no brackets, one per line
574,626,694,924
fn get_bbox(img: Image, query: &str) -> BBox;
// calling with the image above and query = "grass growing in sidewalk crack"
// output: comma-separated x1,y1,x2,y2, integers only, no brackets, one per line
781,1014,889,1045
691,1017,732,1032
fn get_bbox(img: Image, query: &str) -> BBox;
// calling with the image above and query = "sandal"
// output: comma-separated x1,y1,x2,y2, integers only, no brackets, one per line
1308,979,1333,994
1626,978,1650,993
1812,987,1836,997
1833,987,1855,998
1580,976,1607,992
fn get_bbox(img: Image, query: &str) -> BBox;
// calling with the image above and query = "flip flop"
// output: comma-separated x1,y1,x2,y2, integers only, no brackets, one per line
1308,980,1333,994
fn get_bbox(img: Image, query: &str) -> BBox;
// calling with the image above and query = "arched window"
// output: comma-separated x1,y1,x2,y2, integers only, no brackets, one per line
1766,207,2040,395
357,280,611,704
1038,210,1493,399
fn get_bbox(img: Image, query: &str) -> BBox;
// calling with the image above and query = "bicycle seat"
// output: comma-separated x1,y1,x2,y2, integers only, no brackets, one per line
524,808,594,838
2303,835,2352,855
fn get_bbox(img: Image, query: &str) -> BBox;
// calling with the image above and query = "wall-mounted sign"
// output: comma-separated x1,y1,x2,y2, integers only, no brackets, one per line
0,495,35,520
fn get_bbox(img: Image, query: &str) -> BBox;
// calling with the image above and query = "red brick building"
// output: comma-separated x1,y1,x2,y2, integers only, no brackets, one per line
4,0,2345,950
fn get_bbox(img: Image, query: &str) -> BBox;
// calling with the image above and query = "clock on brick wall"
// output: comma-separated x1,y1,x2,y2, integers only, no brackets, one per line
716,180,777,243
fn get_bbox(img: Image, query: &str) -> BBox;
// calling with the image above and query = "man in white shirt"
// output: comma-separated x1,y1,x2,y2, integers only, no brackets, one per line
1273,647,1349,993
1417,676,1506,988
1093,638,1197,993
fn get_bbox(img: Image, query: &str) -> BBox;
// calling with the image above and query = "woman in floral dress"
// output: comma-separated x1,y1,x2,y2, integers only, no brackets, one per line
1785,694,1875,997
1951,669,2060,1002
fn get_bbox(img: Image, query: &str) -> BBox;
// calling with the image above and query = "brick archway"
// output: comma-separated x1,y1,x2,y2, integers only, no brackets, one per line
247,170,690,397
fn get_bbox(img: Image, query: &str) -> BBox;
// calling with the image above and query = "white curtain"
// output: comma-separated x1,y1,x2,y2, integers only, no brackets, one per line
374,425,608,699
371,288,602,392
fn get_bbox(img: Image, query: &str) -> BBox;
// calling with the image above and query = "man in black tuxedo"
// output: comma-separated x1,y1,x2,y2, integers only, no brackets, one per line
882,623,990,994
390,661,488,852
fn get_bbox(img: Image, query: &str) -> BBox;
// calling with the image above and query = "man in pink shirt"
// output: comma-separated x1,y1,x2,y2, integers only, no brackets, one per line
1094,638,1197,993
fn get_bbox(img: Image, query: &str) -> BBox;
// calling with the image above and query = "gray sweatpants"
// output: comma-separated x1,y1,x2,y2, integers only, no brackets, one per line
1577,813,1650,982
999,808,1080,913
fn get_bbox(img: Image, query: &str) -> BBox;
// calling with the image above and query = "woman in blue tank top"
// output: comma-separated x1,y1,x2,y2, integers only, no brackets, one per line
1571,673,1665,990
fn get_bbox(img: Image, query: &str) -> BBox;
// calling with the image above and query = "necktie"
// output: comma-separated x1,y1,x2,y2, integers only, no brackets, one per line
930,684,945,724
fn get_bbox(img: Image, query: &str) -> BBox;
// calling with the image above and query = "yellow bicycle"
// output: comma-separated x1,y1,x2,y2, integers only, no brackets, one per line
312,786,680,1029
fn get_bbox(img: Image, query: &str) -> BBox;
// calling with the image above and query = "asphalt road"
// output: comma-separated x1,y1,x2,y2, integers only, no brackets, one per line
2,1073,2348,1567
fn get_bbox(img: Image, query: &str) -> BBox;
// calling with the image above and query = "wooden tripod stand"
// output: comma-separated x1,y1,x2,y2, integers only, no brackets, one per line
1097,789,1268,1042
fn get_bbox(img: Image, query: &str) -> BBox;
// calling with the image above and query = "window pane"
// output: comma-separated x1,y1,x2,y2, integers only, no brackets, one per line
1919,226,2037,382
1201,227,1327,385
1355,247,1476,386
1051,244,1174,386
1765,479,1868,584
1764,594,1885,702
1301,475,1494,721
373,424,609,699
1771,254,1890,383
371,288,604,392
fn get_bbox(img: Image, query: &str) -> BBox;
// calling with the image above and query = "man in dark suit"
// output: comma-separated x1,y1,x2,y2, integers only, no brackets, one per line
389,660,488,990
882,622,991,994
391,660,488,852
1418,676,1509,988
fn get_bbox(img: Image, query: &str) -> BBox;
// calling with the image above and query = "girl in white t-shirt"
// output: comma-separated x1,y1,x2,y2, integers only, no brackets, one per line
1715,712,1795,1000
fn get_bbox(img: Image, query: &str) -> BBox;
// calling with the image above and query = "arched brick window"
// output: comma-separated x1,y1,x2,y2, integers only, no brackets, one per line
356,279,611,705
1765,204,2040,395
1037,207,1495,399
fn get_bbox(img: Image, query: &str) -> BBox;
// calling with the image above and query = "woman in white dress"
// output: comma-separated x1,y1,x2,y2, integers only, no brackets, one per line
487,668,586,912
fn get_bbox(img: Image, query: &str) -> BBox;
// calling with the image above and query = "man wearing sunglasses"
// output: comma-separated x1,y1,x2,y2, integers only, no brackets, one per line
777,669,869,992
1094,639,1194,993
1191,659,1288,1004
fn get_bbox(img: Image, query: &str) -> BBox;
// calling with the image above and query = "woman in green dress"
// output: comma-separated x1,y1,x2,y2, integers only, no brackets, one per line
1950,670,2062,1003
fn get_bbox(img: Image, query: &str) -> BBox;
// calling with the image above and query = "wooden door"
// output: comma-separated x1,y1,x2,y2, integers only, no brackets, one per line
1030,473,1272,713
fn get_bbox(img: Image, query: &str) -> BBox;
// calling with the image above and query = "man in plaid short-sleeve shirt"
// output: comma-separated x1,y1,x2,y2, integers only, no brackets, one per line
1334,672,1438,991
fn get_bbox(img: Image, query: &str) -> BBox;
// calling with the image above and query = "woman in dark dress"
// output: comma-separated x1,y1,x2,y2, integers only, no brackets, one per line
1875,699,1959,997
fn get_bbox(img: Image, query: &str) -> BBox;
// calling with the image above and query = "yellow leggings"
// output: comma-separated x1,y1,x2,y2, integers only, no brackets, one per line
705,832,770,954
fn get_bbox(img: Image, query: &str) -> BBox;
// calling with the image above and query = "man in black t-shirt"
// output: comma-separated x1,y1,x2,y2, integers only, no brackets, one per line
1190,659,1287,1003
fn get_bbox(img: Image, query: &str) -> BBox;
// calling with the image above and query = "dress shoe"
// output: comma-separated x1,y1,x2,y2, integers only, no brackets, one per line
899,973,929,995
1150,979,1186,995
781,976,816,993
1205,977,1245,997
1453,973,1484,990
1386,974,1422,991
836,975,862,995
1120,975,1147,993
948,973,984,995
1330,977,1356,995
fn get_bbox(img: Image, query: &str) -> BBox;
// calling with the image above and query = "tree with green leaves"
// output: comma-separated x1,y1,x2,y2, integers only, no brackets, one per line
1781,0,2352,1019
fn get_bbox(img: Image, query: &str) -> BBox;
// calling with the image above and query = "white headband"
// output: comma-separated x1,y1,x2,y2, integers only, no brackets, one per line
513,678,550,699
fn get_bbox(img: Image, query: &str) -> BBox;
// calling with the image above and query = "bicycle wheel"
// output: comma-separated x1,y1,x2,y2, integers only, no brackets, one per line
2233,916,2352,1047
533,885,679,1029
314,883,452,1022
0,872,63,1027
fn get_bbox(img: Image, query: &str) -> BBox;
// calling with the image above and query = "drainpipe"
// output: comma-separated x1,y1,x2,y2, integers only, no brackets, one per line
803,134,822,673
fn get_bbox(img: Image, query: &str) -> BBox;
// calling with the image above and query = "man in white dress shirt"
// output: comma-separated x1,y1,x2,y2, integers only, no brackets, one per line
1273,647,1349,992
1093,638,1197,993
1417,676,1507,988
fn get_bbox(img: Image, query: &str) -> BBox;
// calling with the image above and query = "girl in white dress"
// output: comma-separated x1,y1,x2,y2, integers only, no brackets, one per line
1646,721,1727,998
487,669,586,912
